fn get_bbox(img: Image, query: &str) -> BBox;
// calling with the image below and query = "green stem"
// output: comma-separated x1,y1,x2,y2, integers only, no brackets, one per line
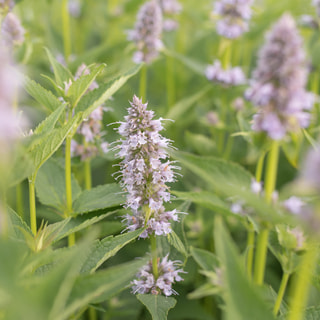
139,65,147,100
255,151,266,183
62,0,71,62
287,247,318,320
223,134,234,160
29,174,37,235
166,55,175,110
246,225,255,279
150,234,158,280
89,307,97,320
84,159,92,190
16,182,24,218
273,272,290,315
264,141,279,203
253,228,269,285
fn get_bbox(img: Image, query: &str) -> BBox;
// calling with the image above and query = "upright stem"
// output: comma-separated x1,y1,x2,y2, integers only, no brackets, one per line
84,159,92,190
253,141,279,285
287,247,318,320
16,179,24,218
62,0,71,62
29,174,37,235
166,55,175,110
273,272,290,315
150,234,158,280
255,151,266,183
246,224,255,279
139,65,147,101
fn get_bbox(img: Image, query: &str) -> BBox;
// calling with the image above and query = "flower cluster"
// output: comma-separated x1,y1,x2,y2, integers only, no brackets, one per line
1,12,25,48
313,0,320,17
70,64,109,160
300,146,320,191
0,0,14,11
132,255,184,296
205,59,246,86
245,14,314,140
159,0,182,31
68,0,81,18
213,0,253,39
115,95,180,238
128,0,163,64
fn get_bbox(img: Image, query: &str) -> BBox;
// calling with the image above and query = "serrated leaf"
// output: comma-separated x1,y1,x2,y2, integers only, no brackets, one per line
214,217,275,320
50,210,117,243
45,48,73,88
29,113,82,173
137,294,177,320
68,64,105,108
167,230,188,258
72,183,124,215
75,64,141,119
8,207,33,240
190,247,219,272
81,228,145,273
62,257,148,319
35,159,81,211
23,75,62,112
166,85,211,121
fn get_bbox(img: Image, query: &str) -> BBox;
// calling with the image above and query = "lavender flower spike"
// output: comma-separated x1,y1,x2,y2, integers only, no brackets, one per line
0,0,14,11
115,95,181,238
213,0,253,39
1,12,25,48
245,14,314,140
128,0,163,64
132,255,185,296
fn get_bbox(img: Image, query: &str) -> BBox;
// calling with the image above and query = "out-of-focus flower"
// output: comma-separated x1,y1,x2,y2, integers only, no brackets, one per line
206,111,219,126
205,59,246,86
245,14,314,140
251,179,262,195
312,0,320,17
283,196,305,215
115,95,182,238
1,12,25,48
159,0,182,31
0,0,14,11
213,0,253,39
232,97,245,111
127,1,163,64
68,0,81,18
300,146,320,190
298,14,318,29
132,255,185,296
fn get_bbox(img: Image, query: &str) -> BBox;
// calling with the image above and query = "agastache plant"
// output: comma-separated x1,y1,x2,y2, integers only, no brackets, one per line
213,0,253,39
115,95,181,238
245,14,314,140
159,0,182,31
1,12,25,48
127,0,163,64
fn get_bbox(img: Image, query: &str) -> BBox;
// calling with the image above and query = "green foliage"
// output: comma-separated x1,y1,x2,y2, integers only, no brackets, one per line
137,294,177,320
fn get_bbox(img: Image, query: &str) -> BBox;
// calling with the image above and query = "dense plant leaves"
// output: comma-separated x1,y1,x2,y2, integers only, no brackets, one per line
8,207,33,240
23,75,62,112
167,230,188,259
62,257,148,319
72,183,124,215
75,64,141,119
137,294,177,320
190,247,219,272
35,159,81,212
187,283,220,300
81,228,145,273
214,217,275,320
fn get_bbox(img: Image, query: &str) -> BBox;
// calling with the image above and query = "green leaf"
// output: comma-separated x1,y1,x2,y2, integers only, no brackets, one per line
29,113,82,174
75,64,141,119
81,228,145,273
187,283,220,300
23,75,62,112
137,294,177,320
35,159,81,211
166,85,211,121
67,64,105,108
72,183,124,215
190,247,219,272
45,48,73,88
279,306,320,320
62,257,148,319
167,230,188,258
214,217,275,320
184,131,216,155
8,207,33,240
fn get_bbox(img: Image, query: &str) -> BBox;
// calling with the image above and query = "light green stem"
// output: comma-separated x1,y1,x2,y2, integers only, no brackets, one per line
166,55,175,110
255,151,266,183
16,182,24,218
246,225,255,279
150,234,158,280
287,248,318,320
273,272,290,315
62,0,71,62
84,159,92,190
89,307,97,320
139,65,147,100
264,141,279,203
253,228,269,285
29,174,37,235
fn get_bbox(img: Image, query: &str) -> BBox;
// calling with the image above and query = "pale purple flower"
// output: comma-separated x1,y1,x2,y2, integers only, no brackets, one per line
115,95,182,237
245,14,314,140
128,1,163,64
131,255,185,296
283,196,305,215
300,146,320,190
159,0,182,31
68,0,81,18
313,0,320,17
251,179,262,195
1,12,25,48
213,0,253,39
299,15,318,29
205,59,246,86
0,0,14,11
